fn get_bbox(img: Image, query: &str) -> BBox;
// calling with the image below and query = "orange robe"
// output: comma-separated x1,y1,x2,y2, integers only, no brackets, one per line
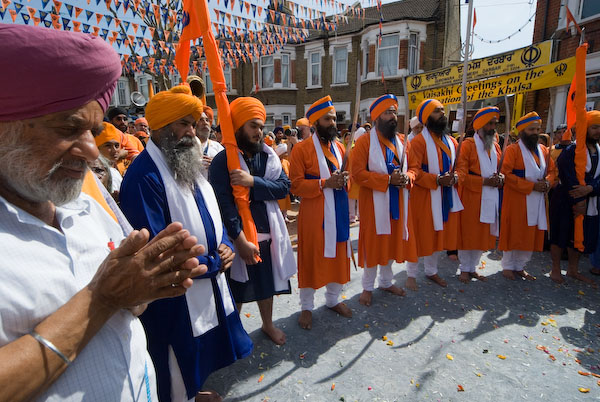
351,132,417,267
498,143,556,251
408,133,460,257
289,138,351,289
278,158,291,211
456,138,501,251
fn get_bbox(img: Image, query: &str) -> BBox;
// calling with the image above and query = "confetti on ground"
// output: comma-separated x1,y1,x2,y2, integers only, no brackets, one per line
368,386,372,391
258,374,264,383
341,295,347,299
457,385,465,392
578,388,590,393
592,373,600,378
446,354,454,361
299,352,306,360
549,355,556,361
578,371,591,376
331,383,335,391
364,324,370,328
245,313,251,318
382,336,387,341
497,355,506,360
579,290,585,296
387,340,394,346
475,373,482,377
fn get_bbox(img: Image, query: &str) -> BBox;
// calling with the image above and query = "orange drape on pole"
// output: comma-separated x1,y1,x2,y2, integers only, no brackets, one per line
175,0,259,251
573,43,588,251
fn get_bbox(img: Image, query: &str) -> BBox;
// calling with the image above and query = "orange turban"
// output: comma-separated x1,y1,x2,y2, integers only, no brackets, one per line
417,98,443,124
370,94,398,122
230,97,266,132
587,110,600,126
296,117,310,127
145,84,203,130
472,106,500,131
134,117,148,126
516,112,541,131
202,106,214,123
307,95,335,125
264,135,274,147
95,122,121,147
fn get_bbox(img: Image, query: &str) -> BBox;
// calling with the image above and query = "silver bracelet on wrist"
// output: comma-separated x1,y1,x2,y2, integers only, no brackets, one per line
30,330,72,365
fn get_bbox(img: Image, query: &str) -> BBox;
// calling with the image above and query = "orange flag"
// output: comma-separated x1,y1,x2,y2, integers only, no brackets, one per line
573,43,588,251
563,74,576,141
566,6,582,35
175,0,260,253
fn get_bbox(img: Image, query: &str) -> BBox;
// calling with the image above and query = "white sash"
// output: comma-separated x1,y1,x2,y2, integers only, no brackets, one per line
474,134,499,236
229,144,297,291
422,128,463,231
146,139,234,337
586,144,600,216
367,127,409,239
312,134,348,258
518,140,547,230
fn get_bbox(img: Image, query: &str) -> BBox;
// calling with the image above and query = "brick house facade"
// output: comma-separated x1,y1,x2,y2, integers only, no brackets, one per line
202,0,460,132
531,0,600,131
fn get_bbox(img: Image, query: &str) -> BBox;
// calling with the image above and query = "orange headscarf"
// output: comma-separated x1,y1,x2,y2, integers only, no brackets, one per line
134,117,148,126
230,97,266,132
296,117,310,127
145,85,203,130
472,106,500,131
516,112,542,132
307,95,335,125
202,105,214,123
416,98,443,124
587,110,600,126
95,122,121,147
370,94,398,122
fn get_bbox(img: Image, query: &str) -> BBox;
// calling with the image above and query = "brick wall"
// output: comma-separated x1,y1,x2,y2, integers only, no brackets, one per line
368,44,376,73
399,39,408,69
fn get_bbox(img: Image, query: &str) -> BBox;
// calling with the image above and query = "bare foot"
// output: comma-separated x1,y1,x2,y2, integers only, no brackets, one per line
550,271,565,284
515,270,536,281
502,270,515,280
566,271,596,286
426,274,447,287
469,272,487,281
359,290,372,306
458,272,470,283
298,310,312,330
381,284,406,296
261,324,286,345
195,390,222,402
329,302,352,318
405,277,418,291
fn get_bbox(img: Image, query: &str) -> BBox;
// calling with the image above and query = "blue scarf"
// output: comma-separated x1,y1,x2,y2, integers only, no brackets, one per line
384,137,400,220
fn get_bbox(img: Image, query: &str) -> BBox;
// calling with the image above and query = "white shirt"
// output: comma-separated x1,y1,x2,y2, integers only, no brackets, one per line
110,167,123,193
199,138,224,179
0,193,157,402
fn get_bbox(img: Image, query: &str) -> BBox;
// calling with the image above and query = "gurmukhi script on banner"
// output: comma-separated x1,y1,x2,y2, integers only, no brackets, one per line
406,41,553,93
408,57,575,109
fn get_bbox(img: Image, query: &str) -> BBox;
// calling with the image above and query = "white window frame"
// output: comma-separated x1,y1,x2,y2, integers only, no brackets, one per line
281,53,290,88
376,33,399,79
333,46,348,85
580,0,600,21
204,64,232,94
115,78,130,106
260,55,274,89
309,51,322,87
265,113,275,133
282,113,291,126
408,32,419,75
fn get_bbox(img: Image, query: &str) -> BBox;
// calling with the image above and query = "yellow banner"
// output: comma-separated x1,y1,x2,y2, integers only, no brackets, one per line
408,57,575,109
406,41,553,93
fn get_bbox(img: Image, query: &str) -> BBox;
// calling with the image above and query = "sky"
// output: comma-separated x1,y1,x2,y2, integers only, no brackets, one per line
460,0,537,59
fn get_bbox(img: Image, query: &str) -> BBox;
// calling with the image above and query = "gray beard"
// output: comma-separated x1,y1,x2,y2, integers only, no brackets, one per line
480,131,495,151
0,123,85,206
158,132,204,190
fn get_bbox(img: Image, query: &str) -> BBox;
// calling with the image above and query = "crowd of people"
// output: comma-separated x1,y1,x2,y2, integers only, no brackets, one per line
2,23,600,402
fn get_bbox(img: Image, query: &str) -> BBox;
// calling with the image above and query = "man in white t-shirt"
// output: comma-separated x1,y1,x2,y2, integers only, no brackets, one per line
196,105,224,179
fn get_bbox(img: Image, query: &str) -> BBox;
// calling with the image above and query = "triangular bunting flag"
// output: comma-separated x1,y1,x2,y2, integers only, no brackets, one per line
61,17,70,30
51,0,61,13
65,3,73,16
72,20,81,31
21,13,30,24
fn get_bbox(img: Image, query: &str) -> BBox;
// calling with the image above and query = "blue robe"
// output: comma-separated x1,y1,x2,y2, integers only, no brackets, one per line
120,150,253,402
549,144,600,253
209,149,292,303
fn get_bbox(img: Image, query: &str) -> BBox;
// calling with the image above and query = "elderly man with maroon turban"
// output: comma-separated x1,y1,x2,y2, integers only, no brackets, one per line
0,24,207,401
210,97,296,346
120,86,253,401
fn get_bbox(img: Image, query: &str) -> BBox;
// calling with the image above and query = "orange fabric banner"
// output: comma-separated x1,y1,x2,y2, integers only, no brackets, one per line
175,0,259,252
573,43,588,251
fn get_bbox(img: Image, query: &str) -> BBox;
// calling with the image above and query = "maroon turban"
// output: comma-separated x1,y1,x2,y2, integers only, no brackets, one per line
0,24,122,121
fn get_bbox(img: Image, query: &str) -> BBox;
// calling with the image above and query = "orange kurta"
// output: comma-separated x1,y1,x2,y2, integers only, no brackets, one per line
289,137,351,289
408,132,460,256
456,138,501,251
351,132,418,267
498,142,557,251
278,158,292,211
